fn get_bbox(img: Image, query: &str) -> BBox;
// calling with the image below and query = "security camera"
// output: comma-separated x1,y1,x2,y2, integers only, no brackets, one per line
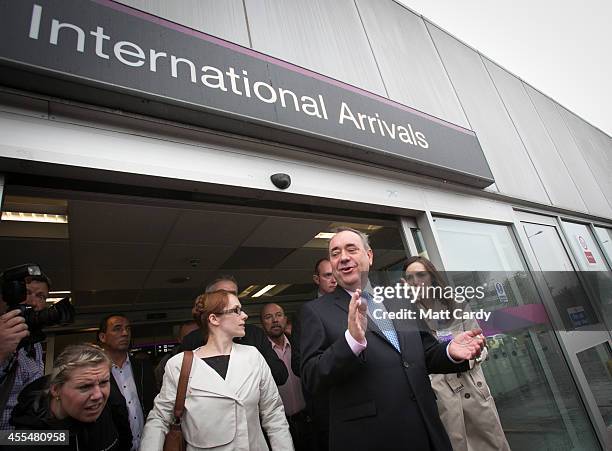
270,173,291,190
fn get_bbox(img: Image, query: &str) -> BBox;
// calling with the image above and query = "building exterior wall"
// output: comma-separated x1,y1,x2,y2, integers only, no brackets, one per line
111,0,611,218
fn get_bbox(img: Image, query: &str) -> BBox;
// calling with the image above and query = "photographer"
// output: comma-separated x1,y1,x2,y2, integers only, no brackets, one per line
0,272,50,430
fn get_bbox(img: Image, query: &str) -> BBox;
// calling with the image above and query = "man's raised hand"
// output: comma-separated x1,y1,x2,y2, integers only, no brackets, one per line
448,329,485,362
348,289,368,344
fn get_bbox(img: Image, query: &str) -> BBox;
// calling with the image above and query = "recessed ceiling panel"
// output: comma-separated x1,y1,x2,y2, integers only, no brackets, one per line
275,248,328,270
136,287,200,306
72,269,149,291
242,217,330,248
143,269,216,289
221,247,294,270
72,242,160,270
73,289,139,308
69,201,179,243
154,244,237,271
168,211,264,245
0,238,69,271
231,269,315,289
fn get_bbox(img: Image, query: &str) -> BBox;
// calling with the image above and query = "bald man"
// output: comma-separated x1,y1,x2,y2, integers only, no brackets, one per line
261,303,308,451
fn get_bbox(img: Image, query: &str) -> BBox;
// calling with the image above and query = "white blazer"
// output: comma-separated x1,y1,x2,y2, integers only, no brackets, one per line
140,343,294,451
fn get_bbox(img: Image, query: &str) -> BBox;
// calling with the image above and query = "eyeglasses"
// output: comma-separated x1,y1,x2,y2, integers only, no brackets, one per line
215,306,243,316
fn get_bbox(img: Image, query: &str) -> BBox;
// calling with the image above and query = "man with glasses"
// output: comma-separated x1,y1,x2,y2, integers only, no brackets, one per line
261,303,308,450
0,274,49,430
181,276,288,385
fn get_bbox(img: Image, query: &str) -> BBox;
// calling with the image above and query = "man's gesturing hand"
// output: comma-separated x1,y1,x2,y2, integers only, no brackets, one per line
448,329,485,362
0,309,29,363
348,289,368,344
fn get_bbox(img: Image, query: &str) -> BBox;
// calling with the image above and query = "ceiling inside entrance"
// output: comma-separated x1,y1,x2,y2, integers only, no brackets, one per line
0,191,407,326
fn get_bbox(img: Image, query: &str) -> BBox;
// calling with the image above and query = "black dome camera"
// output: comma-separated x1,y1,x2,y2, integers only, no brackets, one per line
270,173,291,190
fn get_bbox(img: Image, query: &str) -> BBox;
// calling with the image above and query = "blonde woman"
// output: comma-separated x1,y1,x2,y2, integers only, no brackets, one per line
11,343,130,450
403,256,510,451
141,290,293,450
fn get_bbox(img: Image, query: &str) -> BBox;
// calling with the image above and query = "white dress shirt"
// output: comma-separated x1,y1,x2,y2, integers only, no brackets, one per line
112,355,145,451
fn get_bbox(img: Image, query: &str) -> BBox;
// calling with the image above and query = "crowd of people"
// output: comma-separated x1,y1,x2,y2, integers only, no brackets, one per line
0,227,509,450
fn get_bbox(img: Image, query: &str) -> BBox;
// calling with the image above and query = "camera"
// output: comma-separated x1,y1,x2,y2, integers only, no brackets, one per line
0,263,75,349
270,173,291,190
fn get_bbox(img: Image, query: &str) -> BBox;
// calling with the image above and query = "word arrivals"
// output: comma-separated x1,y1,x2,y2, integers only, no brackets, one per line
339,102,429,148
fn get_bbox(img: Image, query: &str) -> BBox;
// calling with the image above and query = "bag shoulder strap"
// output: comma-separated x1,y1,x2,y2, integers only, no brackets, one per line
173,351,193,421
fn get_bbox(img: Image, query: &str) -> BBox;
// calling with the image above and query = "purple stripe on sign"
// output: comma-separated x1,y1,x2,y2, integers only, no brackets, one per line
93,0,474,135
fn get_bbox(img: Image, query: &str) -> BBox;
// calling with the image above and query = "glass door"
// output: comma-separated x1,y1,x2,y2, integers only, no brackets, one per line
433,216,600,450
517,212,612,449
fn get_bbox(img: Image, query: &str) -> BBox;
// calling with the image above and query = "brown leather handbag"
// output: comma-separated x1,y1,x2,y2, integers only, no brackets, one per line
163,350,194,451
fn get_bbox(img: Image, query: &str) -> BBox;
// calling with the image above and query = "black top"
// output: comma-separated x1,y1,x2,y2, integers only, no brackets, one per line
202,355,230,379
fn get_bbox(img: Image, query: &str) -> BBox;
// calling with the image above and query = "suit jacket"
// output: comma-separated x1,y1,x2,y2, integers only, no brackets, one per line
182,324,289,385
110,355,157,420
300,287,469,451
290,303,330,438
141,344,294,451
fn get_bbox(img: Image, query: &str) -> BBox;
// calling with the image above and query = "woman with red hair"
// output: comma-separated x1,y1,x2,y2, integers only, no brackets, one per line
141,290,293,450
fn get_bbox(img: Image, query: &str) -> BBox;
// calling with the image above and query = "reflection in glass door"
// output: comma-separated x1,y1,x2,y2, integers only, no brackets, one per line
434,217,599,450
520,217,612,449
561,221,612,330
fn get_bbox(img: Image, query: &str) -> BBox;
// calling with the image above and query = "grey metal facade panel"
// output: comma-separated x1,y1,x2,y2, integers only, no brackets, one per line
243,0,386,96
114,0,250,47
525,84,612,218
559,107,612,203
425,22,549,203
482,58,587,212
354,0,469,128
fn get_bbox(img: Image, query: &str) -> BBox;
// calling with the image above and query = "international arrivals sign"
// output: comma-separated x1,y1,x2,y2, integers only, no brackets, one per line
0,0,494,187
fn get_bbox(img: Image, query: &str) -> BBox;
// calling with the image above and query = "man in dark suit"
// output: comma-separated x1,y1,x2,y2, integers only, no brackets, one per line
98,314,157,451
290,258,337,451
300,228,485,451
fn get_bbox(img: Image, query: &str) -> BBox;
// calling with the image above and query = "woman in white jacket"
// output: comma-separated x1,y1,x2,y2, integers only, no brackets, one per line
140,290,293,451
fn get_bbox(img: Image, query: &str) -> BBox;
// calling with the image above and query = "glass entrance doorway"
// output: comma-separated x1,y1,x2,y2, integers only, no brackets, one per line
518,212,612,449
0,184,410,362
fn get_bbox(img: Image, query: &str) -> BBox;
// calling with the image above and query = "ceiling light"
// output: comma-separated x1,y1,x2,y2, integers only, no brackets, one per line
46,297,69,303
1,211,68,223
47,291,71,303
238,285,258,298
314,232,335,239
252,284,276,298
